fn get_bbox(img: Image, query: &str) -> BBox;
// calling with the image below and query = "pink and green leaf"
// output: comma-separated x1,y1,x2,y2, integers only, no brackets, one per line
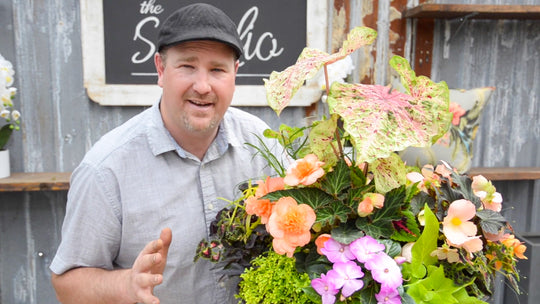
264,27,377,115
327,55,452,164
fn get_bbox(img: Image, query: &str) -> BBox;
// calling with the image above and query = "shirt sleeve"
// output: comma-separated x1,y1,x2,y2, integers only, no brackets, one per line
50,162,122,275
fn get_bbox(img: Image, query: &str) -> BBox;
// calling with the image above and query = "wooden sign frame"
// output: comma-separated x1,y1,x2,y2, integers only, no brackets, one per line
80,0,328,106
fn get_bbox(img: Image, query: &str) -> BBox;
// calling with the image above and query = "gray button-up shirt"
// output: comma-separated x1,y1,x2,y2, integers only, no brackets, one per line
50,102,283,303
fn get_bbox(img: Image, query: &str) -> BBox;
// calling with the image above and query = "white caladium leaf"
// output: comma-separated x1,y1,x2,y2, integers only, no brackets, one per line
264,27,377,115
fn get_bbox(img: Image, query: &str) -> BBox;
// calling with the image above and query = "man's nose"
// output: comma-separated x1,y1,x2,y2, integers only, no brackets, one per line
192,71,211,95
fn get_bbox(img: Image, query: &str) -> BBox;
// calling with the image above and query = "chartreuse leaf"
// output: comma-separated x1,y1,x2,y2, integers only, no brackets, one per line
264,27,377,115
403,204,439,280
327,55,452,164
406,265,460,304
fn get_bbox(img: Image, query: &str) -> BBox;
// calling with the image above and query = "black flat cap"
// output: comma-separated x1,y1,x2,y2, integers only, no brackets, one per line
157,3,243,59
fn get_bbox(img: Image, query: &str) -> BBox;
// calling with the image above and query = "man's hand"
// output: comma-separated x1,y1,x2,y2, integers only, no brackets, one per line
127,228,173,304
51,228,173,304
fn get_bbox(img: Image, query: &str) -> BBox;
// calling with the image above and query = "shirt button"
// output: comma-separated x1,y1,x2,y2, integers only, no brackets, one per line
208,203,214,210
219,282,225,288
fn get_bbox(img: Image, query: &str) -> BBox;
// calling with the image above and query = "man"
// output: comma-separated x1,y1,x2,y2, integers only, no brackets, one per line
50,3,281,303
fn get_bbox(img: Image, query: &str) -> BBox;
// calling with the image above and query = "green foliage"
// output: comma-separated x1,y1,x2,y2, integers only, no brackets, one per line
0,124,13,150
406,265,487,304
403,204,439,280
237,251,315,304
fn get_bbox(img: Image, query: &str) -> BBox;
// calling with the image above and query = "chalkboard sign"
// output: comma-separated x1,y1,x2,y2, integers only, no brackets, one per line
80,0,327,106
103,0,306,86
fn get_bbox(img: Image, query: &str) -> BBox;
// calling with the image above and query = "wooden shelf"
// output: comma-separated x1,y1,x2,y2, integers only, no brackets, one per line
0,172,71,192
468,167,540,181
0,167,538,193
403,4,540,20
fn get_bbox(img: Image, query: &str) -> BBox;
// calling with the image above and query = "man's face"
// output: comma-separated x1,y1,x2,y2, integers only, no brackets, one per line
155,40,238,137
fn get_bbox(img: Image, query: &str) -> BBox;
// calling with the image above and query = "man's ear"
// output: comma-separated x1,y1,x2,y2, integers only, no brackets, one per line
154,52,165,87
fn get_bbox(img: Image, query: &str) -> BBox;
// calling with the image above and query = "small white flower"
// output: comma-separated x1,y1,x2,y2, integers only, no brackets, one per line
11,110,20,121
0,109,10,119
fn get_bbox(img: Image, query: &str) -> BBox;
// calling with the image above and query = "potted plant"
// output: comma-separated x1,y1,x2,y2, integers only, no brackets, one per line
194,27,527,303
0,53,21,178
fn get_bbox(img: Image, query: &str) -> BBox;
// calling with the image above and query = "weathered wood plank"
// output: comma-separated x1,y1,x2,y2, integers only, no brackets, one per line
0,173,71,192
469,167,540,181
403,4,540,20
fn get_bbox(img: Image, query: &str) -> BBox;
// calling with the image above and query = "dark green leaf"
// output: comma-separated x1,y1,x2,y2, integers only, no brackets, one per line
320,159,351,197
355,217,394,239
0,124,13,150
316,203,350,227
476,209,506,234
331,223,365,244
263,188,334,210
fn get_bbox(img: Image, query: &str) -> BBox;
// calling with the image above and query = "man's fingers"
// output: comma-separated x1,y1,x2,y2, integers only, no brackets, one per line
160,227,172,247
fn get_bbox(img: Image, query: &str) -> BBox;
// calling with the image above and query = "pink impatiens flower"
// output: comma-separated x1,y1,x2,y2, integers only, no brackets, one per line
312,273,339,304
375,286,401,304
284,154,325,186
364,253,403,289
321,238,356,263
442,199,478,246
349,235,385,263
326,261,365,297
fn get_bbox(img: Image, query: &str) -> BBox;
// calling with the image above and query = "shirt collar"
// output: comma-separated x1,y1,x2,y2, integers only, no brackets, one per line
146,101,233,159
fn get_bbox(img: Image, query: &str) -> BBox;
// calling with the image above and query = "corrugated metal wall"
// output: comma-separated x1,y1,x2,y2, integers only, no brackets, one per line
0,0,538,303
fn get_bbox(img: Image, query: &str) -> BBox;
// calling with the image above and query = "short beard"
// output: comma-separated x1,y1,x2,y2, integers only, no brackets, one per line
182,113,219,134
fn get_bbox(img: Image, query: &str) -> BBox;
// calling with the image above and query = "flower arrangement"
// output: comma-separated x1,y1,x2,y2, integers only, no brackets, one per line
194,27,527,303
0,53,21,150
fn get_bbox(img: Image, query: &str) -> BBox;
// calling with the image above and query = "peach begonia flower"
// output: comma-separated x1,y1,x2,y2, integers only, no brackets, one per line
245,177,285,224
435,161,455,180
245,197,273,224
284,154,325,186
449,102,466,126
406,165,440,193
315,233,332,255
357,193,384,217
471,175,502,212
267,196,316,257
442,199,478,246
255,176,285,197
452,236,483,256
501,234,528,259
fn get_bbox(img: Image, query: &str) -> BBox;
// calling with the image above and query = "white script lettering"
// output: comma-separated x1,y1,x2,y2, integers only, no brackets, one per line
237,7,284,67
139,0,163,14
131,16,159,64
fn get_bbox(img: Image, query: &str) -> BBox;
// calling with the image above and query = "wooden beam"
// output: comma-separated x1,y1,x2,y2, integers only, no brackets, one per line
403,4,540,20
0,172,71,192
468,167,540,181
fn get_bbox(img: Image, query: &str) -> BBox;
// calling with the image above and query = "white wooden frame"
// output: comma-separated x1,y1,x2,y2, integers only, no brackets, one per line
80,0,328,106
